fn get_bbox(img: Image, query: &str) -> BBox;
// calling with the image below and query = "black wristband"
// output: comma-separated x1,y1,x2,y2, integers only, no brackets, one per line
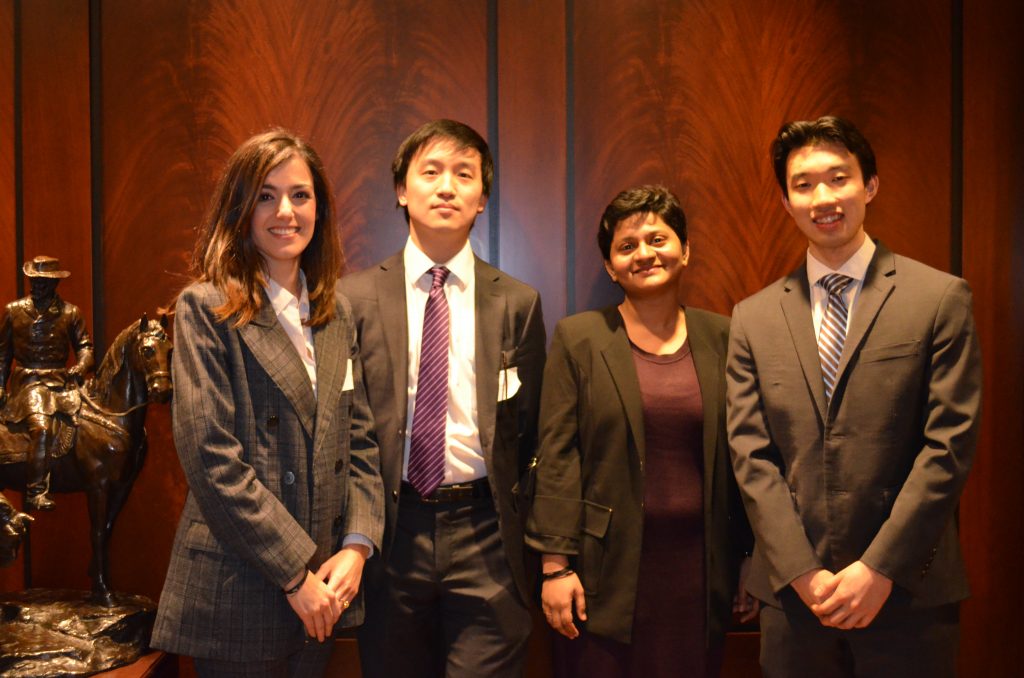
284,571,307,596
542,567,574,581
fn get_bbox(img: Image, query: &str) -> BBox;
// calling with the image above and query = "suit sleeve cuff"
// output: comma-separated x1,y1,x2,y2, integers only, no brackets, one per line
342,533,374,558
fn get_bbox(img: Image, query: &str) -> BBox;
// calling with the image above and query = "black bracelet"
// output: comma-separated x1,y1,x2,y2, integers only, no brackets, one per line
284,571,307,596
542,567,574,581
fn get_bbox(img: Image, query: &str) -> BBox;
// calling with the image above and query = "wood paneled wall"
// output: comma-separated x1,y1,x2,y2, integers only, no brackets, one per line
2,1,1020,675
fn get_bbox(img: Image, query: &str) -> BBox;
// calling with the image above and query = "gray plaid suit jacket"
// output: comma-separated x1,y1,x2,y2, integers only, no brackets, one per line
152,282,384,662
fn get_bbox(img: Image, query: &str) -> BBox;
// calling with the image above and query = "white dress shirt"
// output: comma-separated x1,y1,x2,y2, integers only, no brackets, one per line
265,272,317,395
402,237,486,485
807,235,877,340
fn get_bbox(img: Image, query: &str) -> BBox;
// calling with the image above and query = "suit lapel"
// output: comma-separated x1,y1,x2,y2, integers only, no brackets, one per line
780,267,828,423
237,294,316,438
834,243,896,394
377,254,410,434
475,258,504,457
599,308,646,464
312,304,343,452
686,312,722,508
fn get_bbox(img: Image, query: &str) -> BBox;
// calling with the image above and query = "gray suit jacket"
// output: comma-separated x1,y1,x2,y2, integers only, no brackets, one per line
338,251,545,603
153,282,384,661
526,306,751,644
727,242,981,607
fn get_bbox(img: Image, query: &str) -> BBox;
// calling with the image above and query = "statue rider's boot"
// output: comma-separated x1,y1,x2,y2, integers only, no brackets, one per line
25,483,55,512
25,436,55,512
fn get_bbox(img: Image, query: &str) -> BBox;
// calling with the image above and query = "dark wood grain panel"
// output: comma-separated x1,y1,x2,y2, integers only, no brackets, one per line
17,0,94,593
834,1,951,272
341,0,490,269
0,0,19,595
959,0,1024,672
497,0,567,332
571,0,950,317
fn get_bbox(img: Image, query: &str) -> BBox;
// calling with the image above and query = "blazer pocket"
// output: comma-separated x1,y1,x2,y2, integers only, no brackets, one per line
579,500,613,595
183,520,226,555
860,340,920,363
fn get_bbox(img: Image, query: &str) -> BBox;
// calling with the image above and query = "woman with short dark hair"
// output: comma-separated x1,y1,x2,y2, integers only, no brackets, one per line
527,185,756,677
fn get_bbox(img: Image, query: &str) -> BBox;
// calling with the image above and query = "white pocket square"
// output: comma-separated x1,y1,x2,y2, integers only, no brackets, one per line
343,359,354,392
498,366,520,401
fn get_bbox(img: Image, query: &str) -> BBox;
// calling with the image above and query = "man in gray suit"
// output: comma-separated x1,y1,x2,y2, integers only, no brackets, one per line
727,116,981,677
339,119,545,677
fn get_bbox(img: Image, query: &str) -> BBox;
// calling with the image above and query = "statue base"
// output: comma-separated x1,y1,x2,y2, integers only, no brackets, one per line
0,589,155,677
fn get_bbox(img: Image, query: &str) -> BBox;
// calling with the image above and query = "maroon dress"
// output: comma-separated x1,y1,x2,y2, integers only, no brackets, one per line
554,340,719,677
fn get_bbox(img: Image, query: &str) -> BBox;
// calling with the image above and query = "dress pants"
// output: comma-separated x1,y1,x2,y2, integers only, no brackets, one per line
758,587,959,678
358,492,531,678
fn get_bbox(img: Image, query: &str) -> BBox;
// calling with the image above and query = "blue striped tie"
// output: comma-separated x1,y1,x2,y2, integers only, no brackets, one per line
407,266,451,497
818,273,853,401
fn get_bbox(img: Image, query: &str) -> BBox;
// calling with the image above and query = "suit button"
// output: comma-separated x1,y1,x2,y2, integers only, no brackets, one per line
391,490,399,502
335,459,344,473
332,515,343,532
267,416,278,429
283,471,296,485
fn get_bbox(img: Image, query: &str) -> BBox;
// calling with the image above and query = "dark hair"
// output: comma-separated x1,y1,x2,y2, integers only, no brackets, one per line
771,116,877,197
597,185,687,260
190,128,342,328
391,119,493,221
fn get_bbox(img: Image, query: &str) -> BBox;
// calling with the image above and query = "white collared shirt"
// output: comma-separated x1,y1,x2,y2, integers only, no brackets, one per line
807,236,877,340
265,272,316,395
402,237,485,485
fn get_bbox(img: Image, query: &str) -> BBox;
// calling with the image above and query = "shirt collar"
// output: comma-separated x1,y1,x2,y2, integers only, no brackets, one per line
264,270,310,318
806,235,876,287
403,237,475,289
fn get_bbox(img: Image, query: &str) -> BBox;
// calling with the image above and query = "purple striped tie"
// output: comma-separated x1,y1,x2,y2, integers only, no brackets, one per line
407,266,451,497
818,273,853,401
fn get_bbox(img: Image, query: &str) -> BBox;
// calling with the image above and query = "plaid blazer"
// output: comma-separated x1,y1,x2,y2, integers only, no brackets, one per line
152,282,383,661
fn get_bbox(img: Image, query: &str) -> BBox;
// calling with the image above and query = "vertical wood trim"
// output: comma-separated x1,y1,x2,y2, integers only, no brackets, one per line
950,0,963,276
0,0,22,595
487,0,499,265
565,0,575,316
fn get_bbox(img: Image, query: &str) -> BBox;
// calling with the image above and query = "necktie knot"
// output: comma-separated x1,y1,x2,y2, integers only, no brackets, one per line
430,266,451,290
819,273,853,297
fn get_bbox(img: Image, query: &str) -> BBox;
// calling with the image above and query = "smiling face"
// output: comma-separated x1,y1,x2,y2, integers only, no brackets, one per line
604,212,689,299
398,138,487,258
249,154,316,286
782,142,879,269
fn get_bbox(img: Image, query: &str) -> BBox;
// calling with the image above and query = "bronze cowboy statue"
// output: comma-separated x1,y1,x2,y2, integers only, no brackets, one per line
0,256,94,512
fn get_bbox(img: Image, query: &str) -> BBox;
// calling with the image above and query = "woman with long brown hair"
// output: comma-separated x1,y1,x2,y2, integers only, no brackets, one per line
153,129,383,676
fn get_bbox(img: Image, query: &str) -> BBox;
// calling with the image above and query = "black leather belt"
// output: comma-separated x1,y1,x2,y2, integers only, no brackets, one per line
400,478,491,503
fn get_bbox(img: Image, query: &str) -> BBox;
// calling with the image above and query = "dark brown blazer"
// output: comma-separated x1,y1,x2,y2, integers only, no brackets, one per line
152,283,384,661
727,243,981,607
337,252,546,603
525,306,750,645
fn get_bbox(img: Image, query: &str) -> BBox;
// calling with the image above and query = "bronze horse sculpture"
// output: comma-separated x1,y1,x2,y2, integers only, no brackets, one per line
0,314,172,605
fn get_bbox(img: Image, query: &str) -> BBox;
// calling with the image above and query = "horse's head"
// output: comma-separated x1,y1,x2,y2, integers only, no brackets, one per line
133,313,173,404
0,494,32,568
